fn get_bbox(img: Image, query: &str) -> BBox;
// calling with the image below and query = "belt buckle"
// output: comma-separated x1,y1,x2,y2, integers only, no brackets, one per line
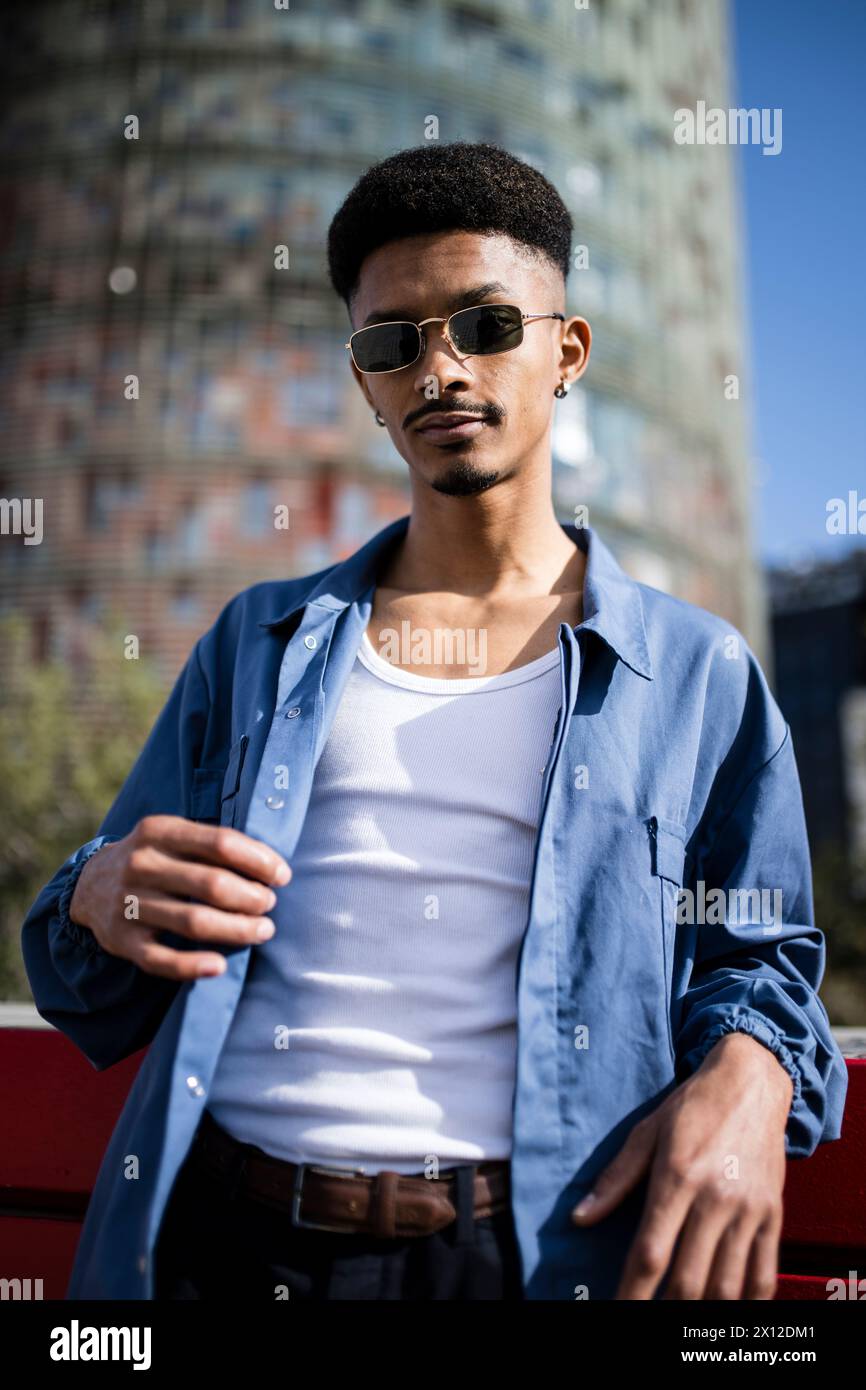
291,1162,371,1232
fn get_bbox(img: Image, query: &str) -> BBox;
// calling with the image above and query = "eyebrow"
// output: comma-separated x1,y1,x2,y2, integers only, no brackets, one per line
361,281,511,328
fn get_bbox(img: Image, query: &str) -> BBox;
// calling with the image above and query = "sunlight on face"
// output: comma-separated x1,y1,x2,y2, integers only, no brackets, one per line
349,230,580,497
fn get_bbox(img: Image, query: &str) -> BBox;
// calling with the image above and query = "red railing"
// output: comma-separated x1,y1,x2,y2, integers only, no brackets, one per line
1,1019,864,1300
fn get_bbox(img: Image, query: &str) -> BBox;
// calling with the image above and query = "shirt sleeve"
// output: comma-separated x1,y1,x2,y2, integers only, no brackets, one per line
673,715,849,1159
20,636,212,1072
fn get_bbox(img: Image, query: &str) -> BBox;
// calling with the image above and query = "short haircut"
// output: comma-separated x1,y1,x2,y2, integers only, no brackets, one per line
326,140,573,313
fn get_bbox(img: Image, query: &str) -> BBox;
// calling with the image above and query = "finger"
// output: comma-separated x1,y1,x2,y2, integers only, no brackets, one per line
127,843,280,916
660,1195,740,1299
123,925,229,981
137,816,291,886
742,1208,783,1300
135,892,277,947
702,1209,763,1300
615,1165,695,1299
572,1117,658,1224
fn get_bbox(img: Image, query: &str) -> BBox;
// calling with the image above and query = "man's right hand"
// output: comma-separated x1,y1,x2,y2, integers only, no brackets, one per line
67,816,292,980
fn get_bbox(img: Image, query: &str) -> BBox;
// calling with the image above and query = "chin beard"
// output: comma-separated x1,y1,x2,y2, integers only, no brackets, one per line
429,459,502,497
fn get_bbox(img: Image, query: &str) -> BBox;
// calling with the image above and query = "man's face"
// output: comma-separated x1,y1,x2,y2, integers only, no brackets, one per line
347,230,590,497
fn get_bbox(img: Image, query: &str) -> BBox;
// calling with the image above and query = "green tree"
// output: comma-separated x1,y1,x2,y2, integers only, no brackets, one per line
0,611,167,999
812,841,866,1024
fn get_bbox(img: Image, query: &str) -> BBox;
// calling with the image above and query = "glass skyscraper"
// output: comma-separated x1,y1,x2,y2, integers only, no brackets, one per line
0,0,766,686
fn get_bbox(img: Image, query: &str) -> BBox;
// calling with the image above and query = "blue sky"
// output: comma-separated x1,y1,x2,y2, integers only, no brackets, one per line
731,0,865,566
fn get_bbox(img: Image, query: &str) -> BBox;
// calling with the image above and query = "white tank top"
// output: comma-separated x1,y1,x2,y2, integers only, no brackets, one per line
207,629,563,1172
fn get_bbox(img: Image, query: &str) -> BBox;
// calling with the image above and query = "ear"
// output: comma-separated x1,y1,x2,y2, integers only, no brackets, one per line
561,315,592,384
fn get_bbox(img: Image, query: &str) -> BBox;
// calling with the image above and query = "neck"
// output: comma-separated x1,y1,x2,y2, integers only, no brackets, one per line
381,476,584,600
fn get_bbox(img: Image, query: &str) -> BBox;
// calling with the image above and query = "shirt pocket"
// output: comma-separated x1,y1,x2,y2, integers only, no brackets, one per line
648,814,688,1068
190,734,250,828
190,768,224,823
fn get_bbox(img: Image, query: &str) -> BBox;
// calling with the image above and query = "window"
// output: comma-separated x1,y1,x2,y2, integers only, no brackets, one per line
84,473,143,531
501,41,540,71
566,160,604,202
177,500,207,559
170,586,202,623
241,479,273,537
143,527,170,567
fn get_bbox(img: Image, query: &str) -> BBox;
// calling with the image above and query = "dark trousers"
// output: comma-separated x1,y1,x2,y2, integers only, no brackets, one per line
153,1128,525,1301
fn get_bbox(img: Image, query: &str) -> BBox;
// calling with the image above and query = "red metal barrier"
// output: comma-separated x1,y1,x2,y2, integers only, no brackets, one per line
0,1024,864,1300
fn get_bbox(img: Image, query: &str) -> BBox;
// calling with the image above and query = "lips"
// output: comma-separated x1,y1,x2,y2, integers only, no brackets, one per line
415,412,484,431
414,413,488,442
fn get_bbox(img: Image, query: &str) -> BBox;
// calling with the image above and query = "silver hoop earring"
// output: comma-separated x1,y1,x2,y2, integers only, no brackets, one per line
554,379,569,399
374,411,386,426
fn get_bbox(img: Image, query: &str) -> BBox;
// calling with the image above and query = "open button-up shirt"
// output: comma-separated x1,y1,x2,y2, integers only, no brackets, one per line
21,514,849,1300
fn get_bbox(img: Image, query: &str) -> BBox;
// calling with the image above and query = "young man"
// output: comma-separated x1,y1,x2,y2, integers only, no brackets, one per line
22,142,847,1302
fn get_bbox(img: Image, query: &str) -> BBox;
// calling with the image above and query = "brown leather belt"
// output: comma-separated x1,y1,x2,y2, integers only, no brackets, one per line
187,1111,511,1239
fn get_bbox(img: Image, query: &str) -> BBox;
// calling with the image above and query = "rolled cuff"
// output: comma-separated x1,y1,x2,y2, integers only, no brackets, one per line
56,836,121,956
676,1008,803,1112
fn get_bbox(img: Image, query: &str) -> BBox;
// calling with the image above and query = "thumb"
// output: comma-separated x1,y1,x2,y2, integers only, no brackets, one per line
570,1115,658,1225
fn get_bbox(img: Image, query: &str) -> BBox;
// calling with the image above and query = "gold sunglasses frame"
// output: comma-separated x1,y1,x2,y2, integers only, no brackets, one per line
344,303,566,375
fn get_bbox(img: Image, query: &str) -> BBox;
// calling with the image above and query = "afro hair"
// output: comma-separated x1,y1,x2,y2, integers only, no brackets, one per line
326,141,573,313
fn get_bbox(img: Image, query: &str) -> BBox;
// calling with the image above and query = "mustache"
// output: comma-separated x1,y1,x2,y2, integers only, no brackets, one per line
405,402,503,429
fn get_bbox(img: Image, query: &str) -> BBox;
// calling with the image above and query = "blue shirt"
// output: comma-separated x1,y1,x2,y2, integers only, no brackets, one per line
21,514,848,1300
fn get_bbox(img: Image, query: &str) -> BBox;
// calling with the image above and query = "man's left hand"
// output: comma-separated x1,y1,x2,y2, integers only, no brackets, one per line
571,1032,794,1299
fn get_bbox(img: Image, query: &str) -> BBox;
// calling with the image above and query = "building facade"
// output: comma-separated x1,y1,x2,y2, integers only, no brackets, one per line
0,0,766,691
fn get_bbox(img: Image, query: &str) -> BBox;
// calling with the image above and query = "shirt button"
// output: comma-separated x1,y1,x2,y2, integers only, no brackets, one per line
303,635,317,649
285,706,301,718
186,1076,205,1097
266,795,285,809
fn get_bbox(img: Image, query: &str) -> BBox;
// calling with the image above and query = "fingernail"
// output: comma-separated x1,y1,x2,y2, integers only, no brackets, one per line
255,921,275,941
272,861,291,885
199,957,226,976
572,1192,597,1218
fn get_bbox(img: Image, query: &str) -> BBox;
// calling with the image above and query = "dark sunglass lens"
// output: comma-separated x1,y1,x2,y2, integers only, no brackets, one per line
452,305,523,354
353,323,420,372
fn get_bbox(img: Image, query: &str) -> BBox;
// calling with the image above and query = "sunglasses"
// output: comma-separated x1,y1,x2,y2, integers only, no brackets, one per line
345,303,565,374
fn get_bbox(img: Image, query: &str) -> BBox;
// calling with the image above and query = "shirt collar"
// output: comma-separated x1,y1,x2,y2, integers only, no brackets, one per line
258,512,653,680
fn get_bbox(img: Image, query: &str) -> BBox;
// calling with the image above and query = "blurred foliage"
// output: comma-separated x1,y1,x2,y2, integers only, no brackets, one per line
0,611,166,999
811,841,866,1025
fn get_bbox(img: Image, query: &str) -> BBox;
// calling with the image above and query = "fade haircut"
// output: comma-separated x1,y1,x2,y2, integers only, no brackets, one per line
326,141,573,315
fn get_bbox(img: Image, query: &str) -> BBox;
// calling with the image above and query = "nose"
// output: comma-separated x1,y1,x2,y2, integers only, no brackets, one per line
412,321,474,393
